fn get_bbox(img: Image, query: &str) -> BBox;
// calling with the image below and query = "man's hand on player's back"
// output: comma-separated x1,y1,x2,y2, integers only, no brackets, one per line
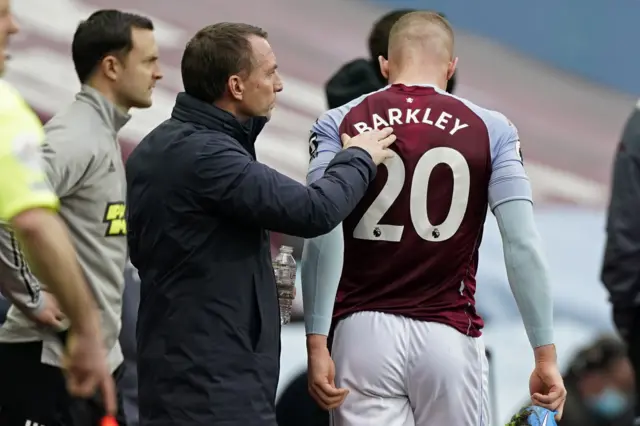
307,335,349,410
529,344,567,421
341,127,396,165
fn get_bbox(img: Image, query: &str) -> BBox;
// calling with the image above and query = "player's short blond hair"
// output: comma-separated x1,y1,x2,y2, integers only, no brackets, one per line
388,11,454,61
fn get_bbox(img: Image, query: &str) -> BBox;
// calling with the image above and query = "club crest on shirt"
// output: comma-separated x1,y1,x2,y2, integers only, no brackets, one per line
308,130,318,160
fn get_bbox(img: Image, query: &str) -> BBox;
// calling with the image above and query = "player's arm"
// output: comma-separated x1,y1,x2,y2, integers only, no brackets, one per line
0,128,98,334
302,116,345,350
487,116,554,359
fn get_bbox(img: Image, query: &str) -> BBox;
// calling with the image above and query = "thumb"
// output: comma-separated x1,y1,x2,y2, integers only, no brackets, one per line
340,133,351,146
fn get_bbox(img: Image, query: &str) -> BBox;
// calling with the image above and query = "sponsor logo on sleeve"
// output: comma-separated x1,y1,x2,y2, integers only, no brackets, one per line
102,202,127,237
516,140,523,163
308,131,318,160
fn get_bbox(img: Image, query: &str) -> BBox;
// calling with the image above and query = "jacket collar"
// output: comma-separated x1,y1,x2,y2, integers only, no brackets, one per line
75,85,131,133
171,92,256,149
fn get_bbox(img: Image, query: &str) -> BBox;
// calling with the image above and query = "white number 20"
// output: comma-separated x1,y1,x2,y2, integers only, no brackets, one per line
353,147,470,243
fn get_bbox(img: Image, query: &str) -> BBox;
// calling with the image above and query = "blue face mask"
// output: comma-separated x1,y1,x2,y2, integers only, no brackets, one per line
588,387,630,419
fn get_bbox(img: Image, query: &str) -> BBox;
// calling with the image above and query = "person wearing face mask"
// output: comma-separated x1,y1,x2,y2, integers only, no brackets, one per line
558,336,634,426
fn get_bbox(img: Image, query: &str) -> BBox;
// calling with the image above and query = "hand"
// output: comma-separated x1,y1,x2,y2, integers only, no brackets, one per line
341,127,396,165
29,291,65,329
529,345,567,421
307,335,348,409
63,324,117,416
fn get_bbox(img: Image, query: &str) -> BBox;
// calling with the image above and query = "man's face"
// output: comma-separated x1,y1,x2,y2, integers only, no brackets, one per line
237,36,283,119
114,27,163,109
0,0,19,76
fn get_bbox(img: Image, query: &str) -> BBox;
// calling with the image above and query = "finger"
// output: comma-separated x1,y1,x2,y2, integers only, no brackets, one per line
100,374,118,416
374,127,394,139
340,134,351,146
66,373,95,398
531,389,565,404
381,149,396,160
315,381,347,398
309,387,329,409
554,397,566,421
309,386,342,410
47,317,64,329
531,394,564,412
312,383,348,407
378,133,397,148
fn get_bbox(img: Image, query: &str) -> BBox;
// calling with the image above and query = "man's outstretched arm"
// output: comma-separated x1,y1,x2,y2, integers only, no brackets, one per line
486,111,565,418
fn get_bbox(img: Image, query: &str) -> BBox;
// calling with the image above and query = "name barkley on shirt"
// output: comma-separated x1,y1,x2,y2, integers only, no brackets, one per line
352,106,469,136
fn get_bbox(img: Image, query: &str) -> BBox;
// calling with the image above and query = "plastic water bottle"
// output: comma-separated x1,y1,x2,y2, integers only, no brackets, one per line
273,245,296,325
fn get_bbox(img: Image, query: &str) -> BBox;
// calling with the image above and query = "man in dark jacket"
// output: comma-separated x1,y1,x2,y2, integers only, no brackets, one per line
601,103,640,424
126,22,396,426
325,9,456,110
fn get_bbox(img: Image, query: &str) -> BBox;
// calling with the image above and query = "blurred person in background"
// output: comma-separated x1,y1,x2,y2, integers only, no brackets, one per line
303,11,565,425
0,0,119,423
601,103,640,425
0,8,162,425
324,9,456,110
534,336,633,426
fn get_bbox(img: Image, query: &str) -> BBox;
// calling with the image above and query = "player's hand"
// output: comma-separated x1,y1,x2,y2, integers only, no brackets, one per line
29,291,65,329
529,345,567,421
341,127,396,165
63,321,118,416
307,335,349,410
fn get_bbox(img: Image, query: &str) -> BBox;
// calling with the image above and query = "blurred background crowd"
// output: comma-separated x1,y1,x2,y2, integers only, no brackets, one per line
2,0,639,425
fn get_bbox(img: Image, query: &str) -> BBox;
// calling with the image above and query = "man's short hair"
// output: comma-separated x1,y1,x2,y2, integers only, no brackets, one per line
72,9,154,84
389,11,455,60
368,9,448,60
181,23,268,104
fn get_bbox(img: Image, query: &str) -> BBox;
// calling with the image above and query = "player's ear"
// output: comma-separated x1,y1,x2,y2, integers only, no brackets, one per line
378,55,390,80
446,57,458,81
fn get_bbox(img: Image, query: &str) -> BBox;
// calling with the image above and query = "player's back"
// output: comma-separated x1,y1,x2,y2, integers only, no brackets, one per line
335,83,503,337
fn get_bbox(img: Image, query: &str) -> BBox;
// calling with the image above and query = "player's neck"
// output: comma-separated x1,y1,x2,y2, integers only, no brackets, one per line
389,68,446,91
389,74,446,91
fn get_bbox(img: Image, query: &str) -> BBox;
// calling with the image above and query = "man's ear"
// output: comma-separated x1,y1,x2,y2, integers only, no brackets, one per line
378,55,390,80
446,57,458,81
100,54,121,82
227,75,245,101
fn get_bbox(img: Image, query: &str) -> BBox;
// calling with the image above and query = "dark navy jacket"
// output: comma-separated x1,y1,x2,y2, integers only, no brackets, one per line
602,105,640,338
125,93,376,426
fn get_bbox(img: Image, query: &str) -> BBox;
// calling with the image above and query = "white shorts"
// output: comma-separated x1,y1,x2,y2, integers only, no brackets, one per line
331,311,490,426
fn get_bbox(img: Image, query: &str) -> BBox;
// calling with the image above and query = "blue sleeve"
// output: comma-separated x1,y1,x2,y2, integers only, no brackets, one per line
301,226,344,335
481,111,532,210
302,110,347,335
307,110,346,185
494,199,554,348
190,131,376,239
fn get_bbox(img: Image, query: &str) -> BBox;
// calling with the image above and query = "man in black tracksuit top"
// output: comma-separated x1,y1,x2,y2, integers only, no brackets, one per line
601,102,640,424
125,23,395,426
